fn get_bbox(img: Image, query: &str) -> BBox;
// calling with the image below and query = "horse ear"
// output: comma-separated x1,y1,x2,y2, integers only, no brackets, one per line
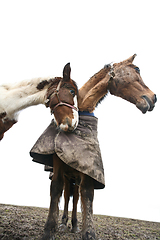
63,63,71,82
126,54,137,63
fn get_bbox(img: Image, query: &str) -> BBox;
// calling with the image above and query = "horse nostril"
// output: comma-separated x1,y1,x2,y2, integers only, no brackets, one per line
154,94,157,103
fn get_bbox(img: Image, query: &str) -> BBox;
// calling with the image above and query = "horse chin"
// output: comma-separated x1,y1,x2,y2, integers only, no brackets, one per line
137,105,150,114
59,123,77,132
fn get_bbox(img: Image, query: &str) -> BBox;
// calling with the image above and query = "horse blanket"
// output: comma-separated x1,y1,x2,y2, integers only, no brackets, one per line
30,115,105,189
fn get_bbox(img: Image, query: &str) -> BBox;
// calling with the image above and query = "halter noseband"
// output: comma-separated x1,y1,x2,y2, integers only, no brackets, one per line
46,79,78,114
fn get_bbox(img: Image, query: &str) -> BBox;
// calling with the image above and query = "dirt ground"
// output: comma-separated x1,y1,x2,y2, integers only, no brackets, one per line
0,204,160,240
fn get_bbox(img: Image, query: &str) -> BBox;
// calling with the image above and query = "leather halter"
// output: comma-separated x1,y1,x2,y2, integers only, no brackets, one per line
47,79,78,114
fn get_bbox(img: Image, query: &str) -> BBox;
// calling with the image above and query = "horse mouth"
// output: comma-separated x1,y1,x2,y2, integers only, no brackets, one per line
136,95,157,114
59,121,78,132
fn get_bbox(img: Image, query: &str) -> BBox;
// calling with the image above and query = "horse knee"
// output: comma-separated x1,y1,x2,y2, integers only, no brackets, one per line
50,159,64,198
50,176,63,197
80,176,94,202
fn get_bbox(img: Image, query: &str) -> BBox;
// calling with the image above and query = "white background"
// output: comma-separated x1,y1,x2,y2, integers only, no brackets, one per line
0,0,159,223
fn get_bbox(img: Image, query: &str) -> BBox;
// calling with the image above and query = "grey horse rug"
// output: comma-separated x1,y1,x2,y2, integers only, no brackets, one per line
30,115,105,189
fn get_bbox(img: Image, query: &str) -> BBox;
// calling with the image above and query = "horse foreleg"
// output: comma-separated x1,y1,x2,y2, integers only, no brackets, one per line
80,175,95,240
71,184,79,233
42,157,64,240
60,177,70,231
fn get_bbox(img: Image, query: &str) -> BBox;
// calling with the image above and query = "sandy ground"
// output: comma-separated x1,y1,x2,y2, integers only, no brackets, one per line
0,204,160,240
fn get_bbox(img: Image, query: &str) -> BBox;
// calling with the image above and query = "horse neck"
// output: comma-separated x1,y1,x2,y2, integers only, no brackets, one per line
79,66,111,103
0,77,50,120
78,68,112,112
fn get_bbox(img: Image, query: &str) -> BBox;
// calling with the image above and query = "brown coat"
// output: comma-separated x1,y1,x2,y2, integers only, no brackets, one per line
30,115,105,189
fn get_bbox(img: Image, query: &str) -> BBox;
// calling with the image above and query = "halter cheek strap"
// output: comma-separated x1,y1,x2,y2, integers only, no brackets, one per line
47,79,78,114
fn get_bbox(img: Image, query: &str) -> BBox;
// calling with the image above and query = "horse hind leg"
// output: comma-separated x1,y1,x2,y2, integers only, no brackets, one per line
80,174,96,240
71,184,80,233
42,157,64,240
60,177,80,233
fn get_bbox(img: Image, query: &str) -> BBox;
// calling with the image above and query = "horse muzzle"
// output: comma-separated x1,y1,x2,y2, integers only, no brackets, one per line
59,116,78,132
136,94,157,113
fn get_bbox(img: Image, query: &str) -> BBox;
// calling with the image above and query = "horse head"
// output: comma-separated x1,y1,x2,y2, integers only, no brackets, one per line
45,63,79,131
109,54,157,113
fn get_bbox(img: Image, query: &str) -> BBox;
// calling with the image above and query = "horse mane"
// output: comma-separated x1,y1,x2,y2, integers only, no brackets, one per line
78,63,112,112
95,63,112,107
96,92,108,107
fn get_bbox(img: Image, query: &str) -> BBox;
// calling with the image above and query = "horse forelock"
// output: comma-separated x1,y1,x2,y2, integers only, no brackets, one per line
46,77,78,99
63,80,78,94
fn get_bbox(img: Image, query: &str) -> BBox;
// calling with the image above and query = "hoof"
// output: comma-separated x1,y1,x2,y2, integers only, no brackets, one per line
41,230,55,240
82,229,96,240
59,223,68,232
71,226,80,233
49,237,55,240
41,234,55,240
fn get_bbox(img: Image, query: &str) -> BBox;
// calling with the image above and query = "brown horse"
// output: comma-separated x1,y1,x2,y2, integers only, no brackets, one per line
43,55,157,240
79,54,157,113
38,67,100,240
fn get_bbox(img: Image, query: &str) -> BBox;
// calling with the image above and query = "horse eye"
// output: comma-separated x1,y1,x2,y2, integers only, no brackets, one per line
70,89,75,97
135,67,140,74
